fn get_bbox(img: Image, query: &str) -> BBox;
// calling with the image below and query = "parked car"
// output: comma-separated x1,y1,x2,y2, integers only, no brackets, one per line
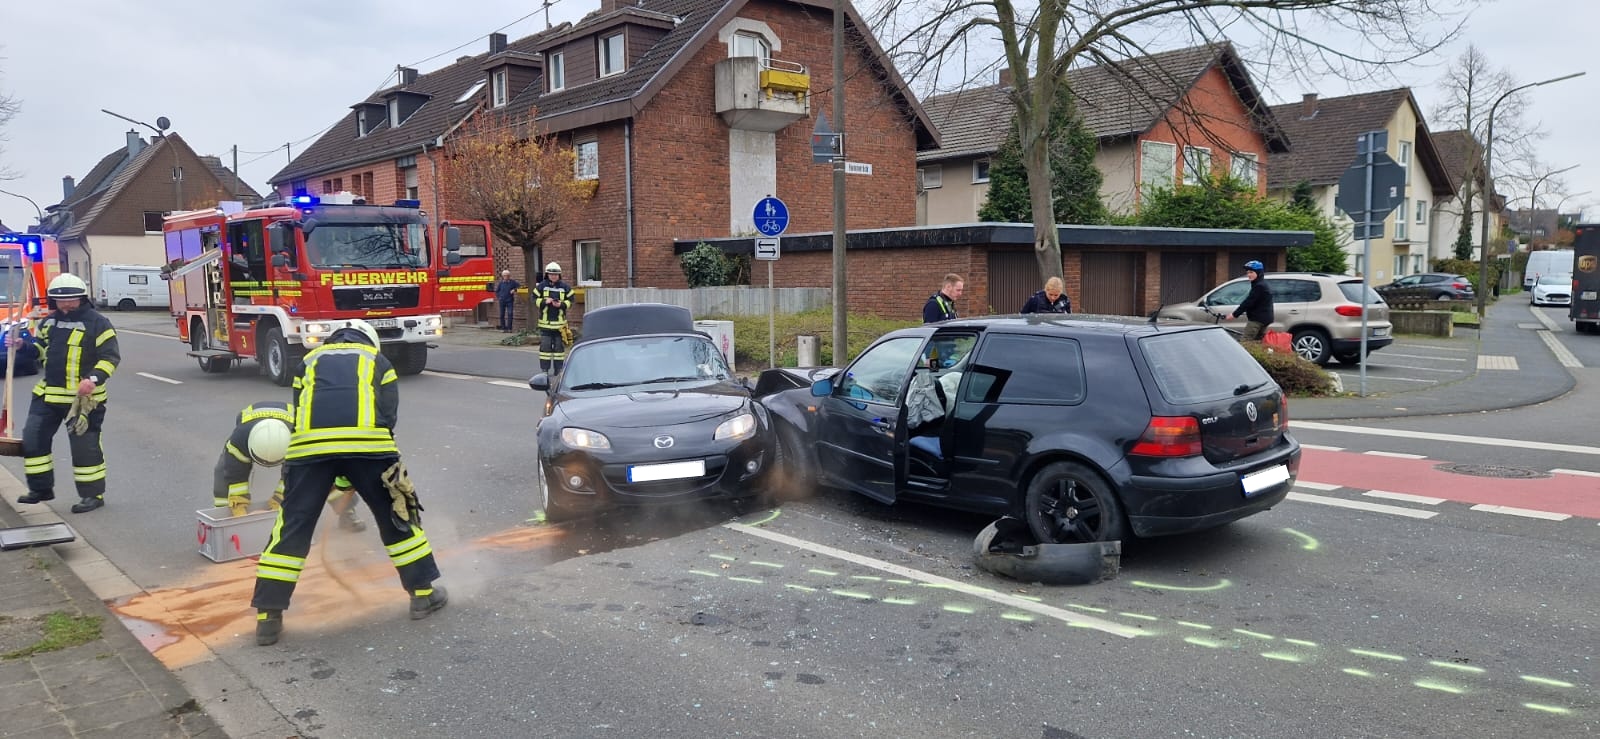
1530,272,1573,307
1157,272,1393,365
1375,273,1477,302
755,316,1300,545
528,303,776,522
1524,249,1574,290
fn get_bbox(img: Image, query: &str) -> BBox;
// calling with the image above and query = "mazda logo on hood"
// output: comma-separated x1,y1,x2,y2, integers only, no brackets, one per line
653,435,675,448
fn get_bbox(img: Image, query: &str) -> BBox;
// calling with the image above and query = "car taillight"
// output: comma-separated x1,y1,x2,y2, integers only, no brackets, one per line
1334,304,1364,317
1452,282,1469,290
1279,391,1288,428
1131,416,1203,457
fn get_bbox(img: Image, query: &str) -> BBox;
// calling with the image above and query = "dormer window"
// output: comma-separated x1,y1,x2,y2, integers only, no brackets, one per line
492,69,509,107
549,53,566,92
389,98,402,127
357,108,372,137
456,79,486,104
599,32,625,77
730,31,770,63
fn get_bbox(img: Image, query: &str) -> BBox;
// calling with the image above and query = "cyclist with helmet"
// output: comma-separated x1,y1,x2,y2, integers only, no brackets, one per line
212,401,365,531
1232,260,1275,341
534,262,573,374
9,273,119,513
252,319,446,645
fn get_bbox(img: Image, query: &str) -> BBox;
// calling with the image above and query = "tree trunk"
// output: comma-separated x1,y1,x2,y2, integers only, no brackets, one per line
522,244,542,330
1019,89,1063,283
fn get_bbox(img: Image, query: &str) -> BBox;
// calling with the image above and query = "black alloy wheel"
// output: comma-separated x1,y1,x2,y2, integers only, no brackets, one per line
1024,461,1126,545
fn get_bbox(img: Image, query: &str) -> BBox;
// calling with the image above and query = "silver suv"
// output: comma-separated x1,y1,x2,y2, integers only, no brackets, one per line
1158,272,1393,365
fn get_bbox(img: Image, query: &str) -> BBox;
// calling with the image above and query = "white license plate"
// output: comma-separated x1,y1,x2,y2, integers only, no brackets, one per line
1241,464,1290,497
1372,327,1389,337
367,318,398,329
628,460,706,483
1583,291,1598,301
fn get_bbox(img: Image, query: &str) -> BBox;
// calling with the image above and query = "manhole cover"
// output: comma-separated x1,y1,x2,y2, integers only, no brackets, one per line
1433,463,1551,479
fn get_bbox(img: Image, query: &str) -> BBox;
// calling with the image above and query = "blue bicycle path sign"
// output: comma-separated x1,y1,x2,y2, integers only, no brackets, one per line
754,196,789,236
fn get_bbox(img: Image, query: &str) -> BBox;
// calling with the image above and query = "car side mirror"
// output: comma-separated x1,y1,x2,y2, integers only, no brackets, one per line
529,373,550,393
810,377,833,397
444,226,462,252
271,254,288,268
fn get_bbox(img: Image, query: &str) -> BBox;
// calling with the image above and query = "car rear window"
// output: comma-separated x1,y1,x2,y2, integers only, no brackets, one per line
1140,328,1272,405
1338,281,1385,304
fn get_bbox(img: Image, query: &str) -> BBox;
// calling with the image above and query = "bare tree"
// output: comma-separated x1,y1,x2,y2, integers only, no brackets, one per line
443,106,595,292
869,0,1468,281
1431,46,1544,226
0,58,19,181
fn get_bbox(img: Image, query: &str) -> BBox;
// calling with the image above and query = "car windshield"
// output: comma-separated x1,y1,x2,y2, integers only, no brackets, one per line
304,222,430,269
1538,273,1570,286
1141,328,1272,405
563,335,732,390
1338,281,1385,304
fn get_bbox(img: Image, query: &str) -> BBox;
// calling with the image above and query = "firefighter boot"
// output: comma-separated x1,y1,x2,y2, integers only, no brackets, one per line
409,586,448,620
17,490,55,504
255,610,283,646
70,496,104,514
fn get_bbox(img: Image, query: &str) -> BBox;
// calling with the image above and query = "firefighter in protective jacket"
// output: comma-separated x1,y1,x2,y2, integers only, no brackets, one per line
251,320,445,646
534,262,573,374
213,401,365,531
12,274,119,514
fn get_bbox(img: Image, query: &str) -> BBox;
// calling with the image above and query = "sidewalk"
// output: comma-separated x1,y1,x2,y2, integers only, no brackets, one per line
1291,298,1577,420
0,488,222,737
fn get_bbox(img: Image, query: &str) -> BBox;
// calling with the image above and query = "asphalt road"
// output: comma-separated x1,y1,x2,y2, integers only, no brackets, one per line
5,312,1594,737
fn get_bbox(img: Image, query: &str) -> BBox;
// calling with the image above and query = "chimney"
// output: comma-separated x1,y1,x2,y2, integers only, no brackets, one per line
998,68,1013,88
490,32,507,54
399,66,419,85
62,176,76,201
599,0,620,12
126,130,146,157
1301,93,1318,119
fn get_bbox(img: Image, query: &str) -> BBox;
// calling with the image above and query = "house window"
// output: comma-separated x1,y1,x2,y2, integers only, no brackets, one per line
1182,146,1212,186
576,239,602,285
291,180,307,195
1230,152,1258,188
1398,141,1412,171
1139,141,1176,190
600,33,625,76
731,31,771,63
1353,254,1365,277
1412,254,1425,274
143,212,164,233
1416,199,1427,224
1395,199,1408,241
575,140,599,180
548,53,566,91
919,165,942,189
972,158,990,183
402,166,419,200
456,79,486,104
357,108,371,137
492,69,508,107
1394,255,1406,277
389,98,402,127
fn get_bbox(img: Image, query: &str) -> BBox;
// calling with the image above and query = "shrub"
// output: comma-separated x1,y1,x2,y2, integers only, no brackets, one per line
1241,342,1337,396
680,242,736,287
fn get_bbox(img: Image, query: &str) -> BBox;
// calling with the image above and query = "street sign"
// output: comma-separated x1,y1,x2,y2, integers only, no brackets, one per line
811,115,842,164
1335,131,1407,229
753,196,789,236
844,162,872,176
755,237,780,261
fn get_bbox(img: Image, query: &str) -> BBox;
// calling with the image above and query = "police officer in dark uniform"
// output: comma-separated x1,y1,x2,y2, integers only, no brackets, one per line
213,401,364,531
1232,260,1275,341
252,320,445,646
13,273,119,514
534,262,573,374
923,273,963,323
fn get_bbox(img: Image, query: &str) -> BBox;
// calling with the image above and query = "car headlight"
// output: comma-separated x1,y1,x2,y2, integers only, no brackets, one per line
424,316,442,329
560,427,611,450
713,412,757,441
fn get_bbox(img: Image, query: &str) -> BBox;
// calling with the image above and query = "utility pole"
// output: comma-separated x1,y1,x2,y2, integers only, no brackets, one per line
232,145,241,200
830,0,847,364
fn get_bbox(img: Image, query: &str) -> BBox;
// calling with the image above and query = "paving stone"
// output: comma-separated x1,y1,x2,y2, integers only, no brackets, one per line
0,677,50,712
59,690,164,733
27,641,113,670
1,699,67,735
42,658,146,706
0,658,39,688
78,713,191,739
4,722,74,739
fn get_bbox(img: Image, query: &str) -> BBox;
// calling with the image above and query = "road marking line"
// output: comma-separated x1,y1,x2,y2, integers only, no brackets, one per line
487,380,527,389
724,522,1139,639
1293,481,1342,491
1291,421,1600,456
1468,504,1571,521
422,370,480,381
1299,444,1344,452
1477,355,1519,370
118,329,176,340
1529,306,1563,332
1328,373,1437,384
1551,468,1600,478
1363,451,1427,459
1358,364,1461,373
136,372,182,385
1537,331,1583,368
1286,492,1438,519
1377,353,1467,362
1363,490,1445,505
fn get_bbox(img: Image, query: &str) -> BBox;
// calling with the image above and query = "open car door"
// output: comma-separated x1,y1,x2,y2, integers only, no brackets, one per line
812,335,923,503
436,221,497,316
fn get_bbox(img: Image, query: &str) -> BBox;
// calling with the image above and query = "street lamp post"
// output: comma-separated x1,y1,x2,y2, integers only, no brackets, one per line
0,188,45,231
1477,72,1586,317
100,109,180,211
1554,190,1592,225
1525,163,1579,247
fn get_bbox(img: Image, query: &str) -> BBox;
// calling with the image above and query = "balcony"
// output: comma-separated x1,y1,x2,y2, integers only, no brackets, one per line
714,57,810,132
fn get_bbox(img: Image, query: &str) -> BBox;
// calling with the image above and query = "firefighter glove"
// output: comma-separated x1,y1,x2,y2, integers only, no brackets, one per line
560,324,574,346
382,461,423,529
68,395,99,436
228,497,251,517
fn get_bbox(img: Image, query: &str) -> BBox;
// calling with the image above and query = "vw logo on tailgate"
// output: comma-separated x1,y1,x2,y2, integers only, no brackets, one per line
1245,402,1258,422
653,435,675,448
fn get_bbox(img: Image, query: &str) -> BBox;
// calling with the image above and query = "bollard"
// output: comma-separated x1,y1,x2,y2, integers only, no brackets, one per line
796,334,819,367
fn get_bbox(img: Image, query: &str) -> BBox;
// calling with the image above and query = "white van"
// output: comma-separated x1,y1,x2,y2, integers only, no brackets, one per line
1524,249,1574,290
96,264,166,311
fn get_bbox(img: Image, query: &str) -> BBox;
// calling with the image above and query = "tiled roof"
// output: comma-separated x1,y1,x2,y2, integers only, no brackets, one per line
1265,89,1409,188
919,42,1285,162
61,137,174,239
199,156,263,202
1431,129,1493,197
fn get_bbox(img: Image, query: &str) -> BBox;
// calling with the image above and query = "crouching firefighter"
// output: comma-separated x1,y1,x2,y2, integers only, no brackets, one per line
251,320,446,646
213,401,365,531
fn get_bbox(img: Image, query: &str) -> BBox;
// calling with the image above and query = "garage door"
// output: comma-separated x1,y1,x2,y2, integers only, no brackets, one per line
1159,252,1214,306
988,250,1038,315
1080,252,1140,316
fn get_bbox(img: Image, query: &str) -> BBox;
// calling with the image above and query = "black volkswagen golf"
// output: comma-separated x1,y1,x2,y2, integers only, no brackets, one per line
755,315,1300,544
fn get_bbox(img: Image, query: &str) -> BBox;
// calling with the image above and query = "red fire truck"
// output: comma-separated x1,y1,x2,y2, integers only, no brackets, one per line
163,193,496,385
0,233,62,311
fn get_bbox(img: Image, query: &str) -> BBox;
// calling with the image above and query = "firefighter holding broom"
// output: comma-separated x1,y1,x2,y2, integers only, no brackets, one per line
251,319,446,646
212,401,366,531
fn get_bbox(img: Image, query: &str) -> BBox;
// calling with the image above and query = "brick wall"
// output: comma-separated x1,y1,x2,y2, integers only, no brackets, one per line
1145,65,1271,194
762,245,981,321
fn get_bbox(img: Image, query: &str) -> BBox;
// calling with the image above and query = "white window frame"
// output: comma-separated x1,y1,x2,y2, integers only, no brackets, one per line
1182,146,1212,186
1412,254,1425,274
548,53,566,92
1395,198,1408,241
1230,152,1258,188
491,69,508,108
1416,199,1427,224
919,165,942,189
1393,254,1406,277
357,108,370,137
575,239,603,286
1398,141,1412,171
730,31,771,63
143,211,164,234
1139,141,1176,190
388,98,402,127
575,139,599,180
600,33,626,77
972,158,990,184
403,166,419,200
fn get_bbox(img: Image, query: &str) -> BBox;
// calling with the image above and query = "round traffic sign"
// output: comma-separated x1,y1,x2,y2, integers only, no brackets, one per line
754,197,789,236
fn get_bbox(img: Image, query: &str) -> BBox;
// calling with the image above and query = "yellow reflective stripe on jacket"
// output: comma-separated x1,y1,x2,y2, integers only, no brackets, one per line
240,406,294,424
95,328,115,347
227,481,250,496
226,442,250,463
382,369,397,384
357,350,376,428
65,329,83,388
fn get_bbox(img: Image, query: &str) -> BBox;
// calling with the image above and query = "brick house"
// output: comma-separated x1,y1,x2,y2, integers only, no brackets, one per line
917,42,1289,224
270,0,937,325
1266,89,1456,282
41,131,251,288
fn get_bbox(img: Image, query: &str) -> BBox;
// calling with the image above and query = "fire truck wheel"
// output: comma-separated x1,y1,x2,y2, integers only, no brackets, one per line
263,327,302,387
390,343,428,376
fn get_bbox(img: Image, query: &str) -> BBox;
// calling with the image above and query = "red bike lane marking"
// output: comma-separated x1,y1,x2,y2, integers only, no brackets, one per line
1299,449,1600,520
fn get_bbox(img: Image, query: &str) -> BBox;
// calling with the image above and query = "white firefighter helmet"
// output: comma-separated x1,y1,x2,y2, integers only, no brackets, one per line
337,319,381,347
47,274,90,300
247,419,292,467
544,262,562,274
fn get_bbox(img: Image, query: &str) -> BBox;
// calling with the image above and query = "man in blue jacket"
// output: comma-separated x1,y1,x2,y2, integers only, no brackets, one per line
493,270,520,332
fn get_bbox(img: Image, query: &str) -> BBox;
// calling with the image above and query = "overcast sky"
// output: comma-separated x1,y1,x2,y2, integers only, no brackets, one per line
1,0,1591,231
